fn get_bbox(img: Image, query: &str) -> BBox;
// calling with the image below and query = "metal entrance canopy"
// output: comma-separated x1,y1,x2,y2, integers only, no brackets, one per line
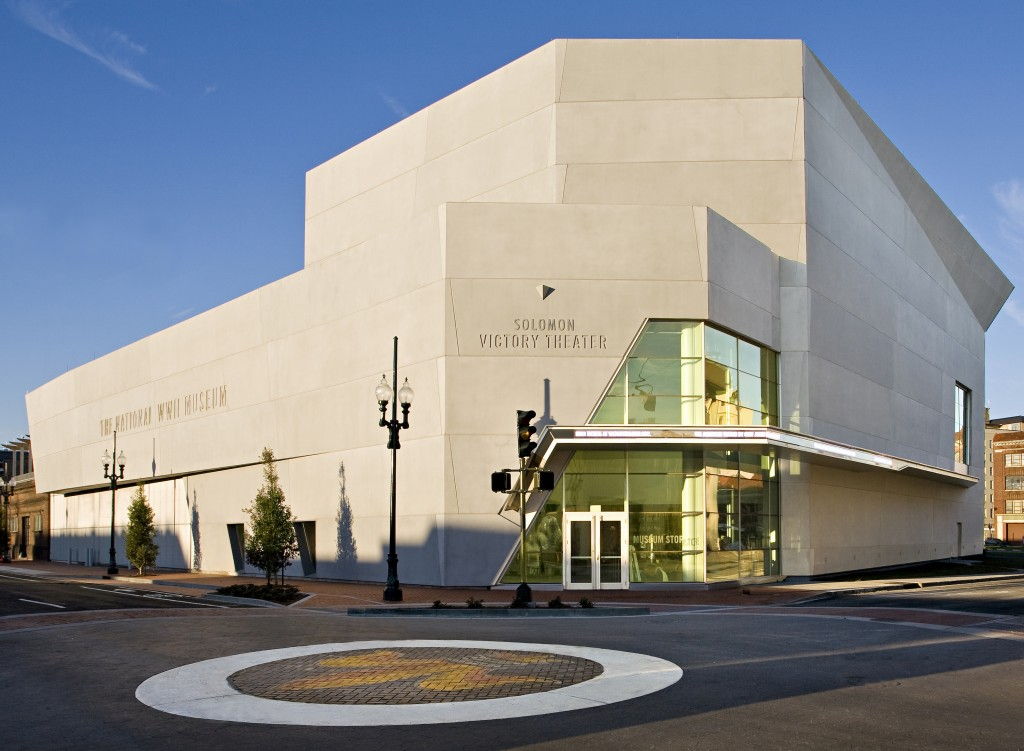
501,424,977,513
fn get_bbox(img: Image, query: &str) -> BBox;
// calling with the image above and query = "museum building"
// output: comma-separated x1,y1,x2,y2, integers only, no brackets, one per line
26,40,1012,587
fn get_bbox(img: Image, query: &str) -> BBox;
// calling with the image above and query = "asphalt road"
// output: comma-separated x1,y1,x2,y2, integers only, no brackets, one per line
804,578,1024,615
2,606,1021,750
0,570,230,614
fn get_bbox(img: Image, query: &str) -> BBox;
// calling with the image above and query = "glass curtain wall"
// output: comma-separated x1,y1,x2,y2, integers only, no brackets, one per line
591,322,704,425
591,321,777,426
704,450,780,581
705,327,779,426
501,448,779,584
500,321,782,585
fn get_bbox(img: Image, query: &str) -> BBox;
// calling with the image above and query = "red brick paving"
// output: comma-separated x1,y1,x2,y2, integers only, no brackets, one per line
227,647,603,704
4,561,1022,638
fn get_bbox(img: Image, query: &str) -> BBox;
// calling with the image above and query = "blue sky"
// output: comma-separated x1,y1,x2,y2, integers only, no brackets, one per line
1,0,1022,441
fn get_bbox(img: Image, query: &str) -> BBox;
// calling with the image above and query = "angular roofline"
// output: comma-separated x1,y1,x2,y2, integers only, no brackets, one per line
803,47,1013,329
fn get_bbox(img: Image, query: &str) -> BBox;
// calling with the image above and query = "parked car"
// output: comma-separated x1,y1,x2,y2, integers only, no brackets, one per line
984,537,1004,546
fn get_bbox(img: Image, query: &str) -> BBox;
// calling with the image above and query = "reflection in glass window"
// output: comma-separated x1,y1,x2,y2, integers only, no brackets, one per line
703,325,777,426
500,448,780,585
502,501,563,584
737,339,762,378
591,322,704,425
704,326,738,369
1006,476,1024,491
589,321,778,427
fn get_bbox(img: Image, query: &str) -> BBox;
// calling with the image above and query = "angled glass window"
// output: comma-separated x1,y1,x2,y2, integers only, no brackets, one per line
590,321,778,427
590,321,703,425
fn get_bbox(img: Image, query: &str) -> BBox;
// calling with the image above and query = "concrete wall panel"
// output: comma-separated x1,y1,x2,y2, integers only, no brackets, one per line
559,38,804,101
556,98,801,165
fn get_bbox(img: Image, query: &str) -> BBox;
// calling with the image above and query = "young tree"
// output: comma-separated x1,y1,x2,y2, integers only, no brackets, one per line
125,483,159,575
244,448,298,584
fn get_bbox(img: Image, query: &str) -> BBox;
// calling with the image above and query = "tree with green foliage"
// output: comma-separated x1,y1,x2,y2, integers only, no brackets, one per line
244,448,298,584
125,483,159,575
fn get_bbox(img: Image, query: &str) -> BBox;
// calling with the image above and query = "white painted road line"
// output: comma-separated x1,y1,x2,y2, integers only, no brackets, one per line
0,573,45,582
19,598,65,609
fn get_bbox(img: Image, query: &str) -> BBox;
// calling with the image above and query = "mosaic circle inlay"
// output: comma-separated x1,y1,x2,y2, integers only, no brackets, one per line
136,640,683,725
227,647,603,704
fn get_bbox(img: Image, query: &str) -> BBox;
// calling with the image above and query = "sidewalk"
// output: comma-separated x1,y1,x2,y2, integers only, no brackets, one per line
7,559,1024,610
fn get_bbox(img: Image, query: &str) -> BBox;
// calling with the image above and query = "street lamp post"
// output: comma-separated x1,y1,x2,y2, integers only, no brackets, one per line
0,463,12,563
375,336,414,603
101,432,126,576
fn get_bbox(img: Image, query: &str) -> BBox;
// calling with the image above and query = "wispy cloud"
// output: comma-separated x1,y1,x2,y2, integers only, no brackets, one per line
169,307,195,322
1002,298,1024,328
9,0,157,90
993,179,1024,252
379,91,409,118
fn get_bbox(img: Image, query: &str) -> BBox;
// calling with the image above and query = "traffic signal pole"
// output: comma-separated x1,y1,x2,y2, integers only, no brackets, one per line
490,409,554,604
514,409,537,604
517,454,531,603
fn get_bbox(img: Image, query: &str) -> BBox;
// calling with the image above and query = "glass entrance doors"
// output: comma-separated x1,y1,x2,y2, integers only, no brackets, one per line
563,510,628,589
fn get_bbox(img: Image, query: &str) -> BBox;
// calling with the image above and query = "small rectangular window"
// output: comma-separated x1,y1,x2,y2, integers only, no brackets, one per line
1006,454,1024,467
33,513,42,532
1006,476,1024,491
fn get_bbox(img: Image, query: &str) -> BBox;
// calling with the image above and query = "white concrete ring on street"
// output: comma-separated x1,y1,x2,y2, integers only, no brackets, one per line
135,639,682,726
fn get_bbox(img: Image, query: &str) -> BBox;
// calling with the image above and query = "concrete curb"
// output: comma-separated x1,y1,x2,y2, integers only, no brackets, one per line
789,572,1024,605
103,575,157,584
153,580,219,591
346,606,651,617
101,576,222,592
202,594,284,608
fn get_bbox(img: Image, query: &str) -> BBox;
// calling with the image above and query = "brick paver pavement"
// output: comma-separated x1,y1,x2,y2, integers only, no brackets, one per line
227,646,603,704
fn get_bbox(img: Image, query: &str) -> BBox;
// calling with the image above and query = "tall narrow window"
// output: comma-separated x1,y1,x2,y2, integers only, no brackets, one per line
954,383,971,466
227,524,246,572
293,521,317,576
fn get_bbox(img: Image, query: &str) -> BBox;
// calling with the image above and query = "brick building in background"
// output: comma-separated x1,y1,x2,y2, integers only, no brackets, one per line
988,416,1024,543
1,436,48,561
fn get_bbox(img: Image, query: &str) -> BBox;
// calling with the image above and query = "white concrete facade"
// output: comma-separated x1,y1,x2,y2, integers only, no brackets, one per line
28,40,1011,585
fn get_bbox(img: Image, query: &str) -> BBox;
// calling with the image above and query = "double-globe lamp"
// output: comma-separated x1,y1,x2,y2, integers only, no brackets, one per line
102,444,126,575
376,336,414,602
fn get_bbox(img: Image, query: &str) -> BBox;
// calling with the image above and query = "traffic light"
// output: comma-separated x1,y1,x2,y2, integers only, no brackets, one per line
517,409,537,458
490,471,511,493
538,470,555,491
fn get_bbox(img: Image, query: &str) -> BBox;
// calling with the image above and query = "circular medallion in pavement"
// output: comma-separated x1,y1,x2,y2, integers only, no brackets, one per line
227,647,603,704
136,640,682,726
